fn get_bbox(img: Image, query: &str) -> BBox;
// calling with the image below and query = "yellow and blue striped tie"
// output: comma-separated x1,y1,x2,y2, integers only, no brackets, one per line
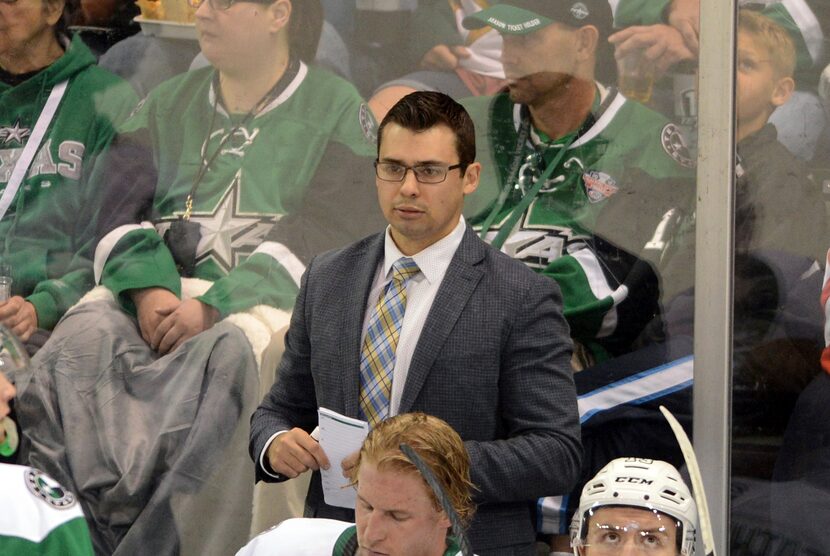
358,257,420,426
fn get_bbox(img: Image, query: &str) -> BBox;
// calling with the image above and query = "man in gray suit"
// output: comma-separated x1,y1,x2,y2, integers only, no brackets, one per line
249,91,581,555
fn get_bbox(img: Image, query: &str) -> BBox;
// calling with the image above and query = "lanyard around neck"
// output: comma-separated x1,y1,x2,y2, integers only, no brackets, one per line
0,80,68,222
478,89,614,250
477,106,576,250
182,59,300,220
487,134,575,250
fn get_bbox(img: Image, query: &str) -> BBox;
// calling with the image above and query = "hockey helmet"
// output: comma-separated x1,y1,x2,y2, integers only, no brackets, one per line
570,458,698,556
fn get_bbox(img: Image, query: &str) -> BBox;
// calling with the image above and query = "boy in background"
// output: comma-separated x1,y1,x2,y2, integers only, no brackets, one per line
733,8,824,265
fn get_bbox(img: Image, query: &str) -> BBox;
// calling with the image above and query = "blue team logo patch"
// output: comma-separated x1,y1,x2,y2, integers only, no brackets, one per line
583,170,618,203
25,468,76,510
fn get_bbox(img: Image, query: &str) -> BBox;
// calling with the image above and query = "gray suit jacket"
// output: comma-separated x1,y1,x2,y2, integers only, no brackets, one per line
250,225,582,553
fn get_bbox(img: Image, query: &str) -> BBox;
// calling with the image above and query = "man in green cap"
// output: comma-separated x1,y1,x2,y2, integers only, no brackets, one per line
461,0,696,366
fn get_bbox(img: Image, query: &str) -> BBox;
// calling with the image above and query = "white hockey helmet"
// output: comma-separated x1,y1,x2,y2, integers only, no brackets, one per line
570,458,698,556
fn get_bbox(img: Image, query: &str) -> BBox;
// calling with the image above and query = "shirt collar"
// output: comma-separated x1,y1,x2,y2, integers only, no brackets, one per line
382,216,466,285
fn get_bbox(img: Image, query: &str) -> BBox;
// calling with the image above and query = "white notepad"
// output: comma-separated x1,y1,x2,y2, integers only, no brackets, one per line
317,407,369,509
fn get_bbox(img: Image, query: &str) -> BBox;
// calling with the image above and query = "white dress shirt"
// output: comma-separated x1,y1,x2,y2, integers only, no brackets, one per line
365,216,467,416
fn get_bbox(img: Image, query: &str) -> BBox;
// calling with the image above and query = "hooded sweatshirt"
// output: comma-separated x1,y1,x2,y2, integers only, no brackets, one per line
0,34,137,330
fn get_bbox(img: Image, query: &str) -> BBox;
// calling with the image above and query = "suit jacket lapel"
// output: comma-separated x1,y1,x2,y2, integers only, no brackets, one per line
340,233,385,418
399,227,486,413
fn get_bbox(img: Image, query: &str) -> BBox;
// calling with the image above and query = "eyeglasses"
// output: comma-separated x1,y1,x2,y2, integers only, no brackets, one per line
187,0,273,10
374,161,463,184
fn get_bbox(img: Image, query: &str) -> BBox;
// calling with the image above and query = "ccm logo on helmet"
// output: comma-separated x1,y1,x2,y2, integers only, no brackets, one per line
615,477,654,485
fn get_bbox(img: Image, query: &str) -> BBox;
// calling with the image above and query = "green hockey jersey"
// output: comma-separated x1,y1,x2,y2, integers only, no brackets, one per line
464,86,695,359
0,463,94,555
94,62,381,317
0,35,137,329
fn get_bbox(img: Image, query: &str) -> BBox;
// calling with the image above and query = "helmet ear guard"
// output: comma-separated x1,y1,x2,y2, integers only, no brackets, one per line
570,458,698,556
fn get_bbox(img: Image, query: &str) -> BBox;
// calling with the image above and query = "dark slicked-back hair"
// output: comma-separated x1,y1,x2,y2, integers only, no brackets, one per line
378,91,476,173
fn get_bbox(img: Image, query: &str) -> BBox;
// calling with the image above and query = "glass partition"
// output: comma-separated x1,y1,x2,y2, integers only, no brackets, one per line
728,1,830,554
9,0,802,553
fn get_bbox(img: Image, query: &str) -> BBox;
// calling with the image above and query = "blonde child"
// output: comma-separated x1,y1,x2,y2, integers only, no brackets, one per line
734,8,824,262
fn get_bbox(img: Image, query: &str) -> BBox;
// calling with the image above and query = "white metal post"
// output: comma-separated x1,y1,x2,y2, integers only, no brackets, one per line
693,0,736,554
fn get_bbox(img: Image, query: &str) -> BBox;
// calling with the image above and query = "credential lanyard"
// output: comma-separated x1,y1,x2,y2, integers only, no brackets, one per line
479,132,576,250
0,80,69,222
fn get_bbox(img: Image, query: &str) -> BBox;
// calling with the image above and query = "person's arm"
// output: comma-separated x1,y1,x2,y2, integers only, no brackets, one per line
608,24,695,75
666,0,700,54
88,93,189,353
463,275,582,503
19,78,140,331
21,183,98,333
554,110,696,359
249,262,323,482
93,118,181,316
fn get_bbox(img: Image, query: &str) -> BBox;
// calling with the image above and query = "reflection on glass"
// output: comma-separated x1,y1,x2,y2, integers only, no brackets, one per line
457,1,700,547
730,4,829,555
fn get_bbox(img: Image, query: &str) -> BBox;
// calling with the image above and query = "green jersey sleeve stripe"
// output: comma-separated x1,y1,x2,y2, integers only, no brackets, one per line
94,221,156,284
251,241,306,287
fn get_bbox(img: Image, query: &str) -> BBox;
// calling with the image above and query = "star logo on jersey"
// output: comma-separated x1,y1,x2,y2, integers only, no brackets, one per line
583,170,618,203
187,173,276,273
0,120,31,145
25,468,76,510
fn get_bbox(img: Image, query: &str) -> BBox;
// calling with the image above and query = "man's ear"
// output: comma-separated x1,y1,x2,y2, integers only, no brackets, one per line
462,161,481,196
575,25,600,62
44,0,66,27
771,75,795,108
436,510,452,531
266,0,291,34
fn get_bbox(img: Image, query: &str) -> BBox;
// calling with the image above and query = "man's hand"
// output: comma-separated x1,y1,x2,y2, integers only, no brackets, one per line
0,297,38,342
267,428,331,478
667,0,700,55
151,298,219,355
420,44,471,71
132,287,180,347
609,24,696,75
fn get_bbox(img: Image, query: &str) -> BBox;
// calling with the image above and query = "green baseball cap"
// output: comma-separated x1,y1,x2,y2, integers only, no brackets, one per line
463,1,613,36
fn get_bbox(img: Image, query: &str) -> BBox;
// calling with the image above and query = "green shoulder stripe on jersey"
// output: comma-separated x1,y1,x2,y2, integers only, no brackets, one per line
0,517,93,556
